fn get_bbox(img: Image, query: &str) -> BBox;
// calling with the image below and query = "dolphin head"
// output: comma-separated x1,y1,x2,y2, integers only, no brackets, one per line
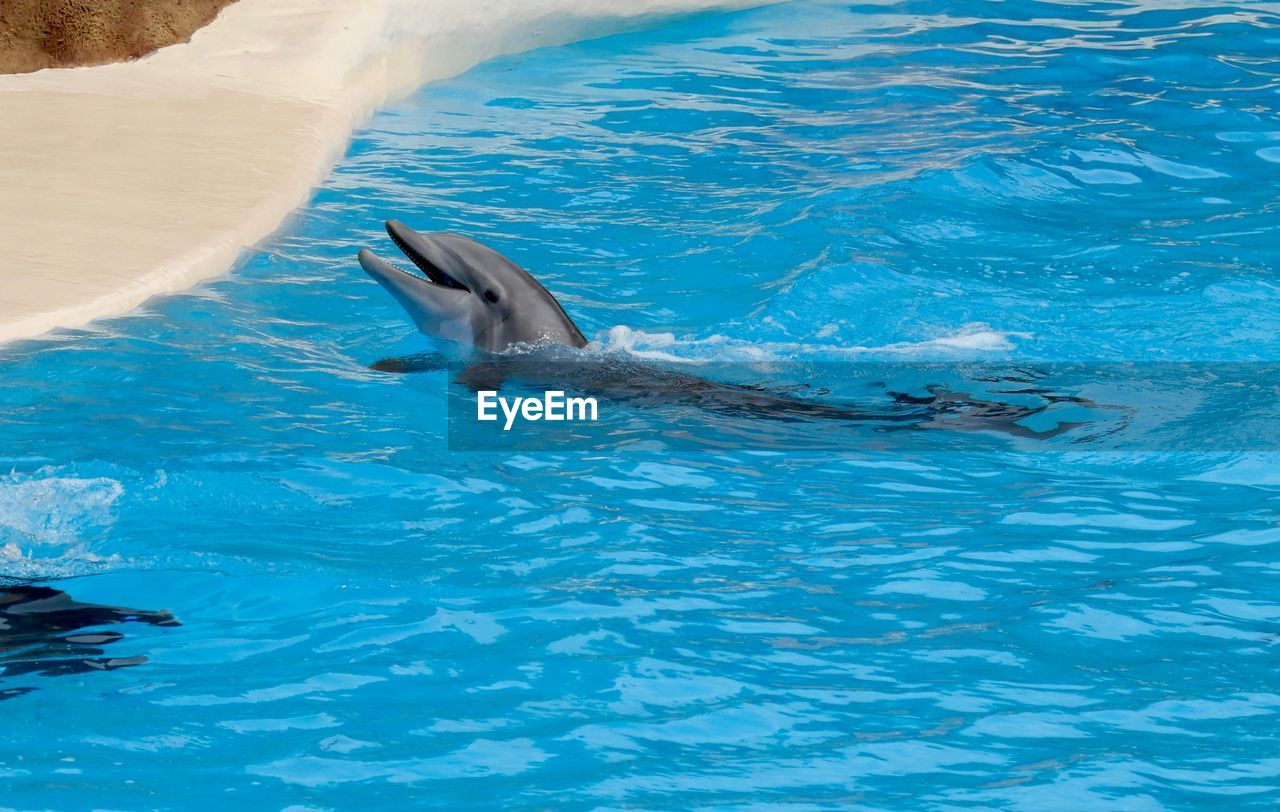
358,220,587,353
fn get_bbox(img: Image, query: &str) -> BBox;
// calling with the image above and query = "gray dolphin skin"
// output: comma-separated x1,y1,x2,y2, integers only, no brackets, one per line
358,221,587,353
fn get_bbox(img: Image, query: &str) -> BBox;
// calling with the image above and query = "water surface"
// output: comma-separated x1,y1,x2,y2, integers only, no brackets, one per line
2,0,1280,806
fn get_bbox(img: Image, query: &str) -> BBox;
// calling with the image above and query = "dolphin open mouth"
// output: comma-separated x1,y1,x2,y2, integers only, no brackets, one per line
357,220,479,341
359,220,469,292
356,219,588,351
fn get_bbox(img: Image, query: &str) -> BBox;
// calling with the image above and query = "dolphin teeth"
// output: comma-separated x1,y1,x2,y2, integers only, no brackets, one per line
358,248,442,288
384,256,425,283
388,227,468,291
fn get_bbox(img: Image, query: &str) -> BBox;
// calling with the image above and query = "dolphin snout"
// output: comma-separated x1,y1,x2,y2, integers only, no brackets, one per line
356,247,404,285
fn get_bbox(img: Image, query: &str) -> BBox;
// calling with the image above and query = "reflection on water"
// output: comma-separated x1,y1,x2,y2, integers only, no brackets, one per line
0,584,179,700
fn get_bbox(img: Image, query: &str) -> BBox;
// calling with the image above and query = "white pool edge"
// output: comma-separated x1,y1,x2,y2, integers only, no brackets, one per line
0,0,781,346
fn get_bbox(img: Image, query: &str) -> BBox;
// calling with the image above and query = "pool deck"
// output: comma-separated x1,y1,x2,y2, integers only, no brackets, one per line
0,0,775,345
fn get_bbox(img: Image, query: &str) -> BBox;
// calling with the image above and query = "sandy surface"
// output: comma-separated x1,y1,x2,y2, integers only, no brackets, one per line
0,0,778,345
0,0,237,74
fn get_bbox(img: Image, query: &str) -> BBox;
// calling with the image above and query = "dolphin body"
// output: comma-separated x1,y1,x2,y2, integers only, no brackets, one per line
0,584,179,700
357,221,1093,439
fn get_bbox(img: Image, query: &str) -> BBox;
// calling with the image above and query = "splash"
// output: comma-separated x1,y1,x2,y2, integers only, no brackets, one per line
0,470,126,578
597,323,1029,364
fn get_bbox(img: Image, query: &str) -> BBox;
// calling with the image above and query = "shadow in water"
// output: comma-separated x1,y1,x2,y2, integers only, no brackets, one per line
0,583,180,700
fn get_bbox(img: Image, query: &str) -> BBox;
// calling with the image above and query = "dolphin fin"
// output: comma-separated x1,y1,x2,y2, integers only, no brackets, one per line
369,352,451,373
455,360,512,392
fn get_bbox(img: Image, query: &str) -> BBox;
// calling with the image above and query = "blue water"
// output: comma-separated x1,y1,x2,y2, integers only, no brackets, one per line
3,0,1280,806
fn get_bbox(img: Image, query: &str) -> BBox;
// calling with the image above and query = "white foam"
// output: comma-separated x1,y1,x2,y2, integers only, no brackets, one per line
598,322,1029,363
0,0,780,345
0,470,126,578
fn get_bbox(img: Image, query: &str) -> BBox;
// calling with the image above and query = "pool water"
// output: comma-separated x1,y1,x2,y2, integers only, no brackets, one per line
4,0,1280,806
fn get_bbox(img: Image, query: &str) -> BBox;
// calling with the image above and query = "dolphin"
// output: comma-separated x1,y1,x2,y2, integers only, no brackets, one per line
356,221,1100,440
358,220,586,353
0,583,179,700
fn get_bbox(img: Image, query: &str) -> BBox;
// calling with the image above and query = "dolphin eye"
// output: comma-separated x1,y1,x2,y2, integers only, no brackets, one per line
483,290,500,304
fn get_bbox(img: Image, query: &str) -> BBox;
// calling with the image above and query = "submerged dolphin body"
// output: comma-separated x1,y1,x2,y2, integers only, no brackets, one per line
358,221,586,353
0,584,179,700
357,221,1100,441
